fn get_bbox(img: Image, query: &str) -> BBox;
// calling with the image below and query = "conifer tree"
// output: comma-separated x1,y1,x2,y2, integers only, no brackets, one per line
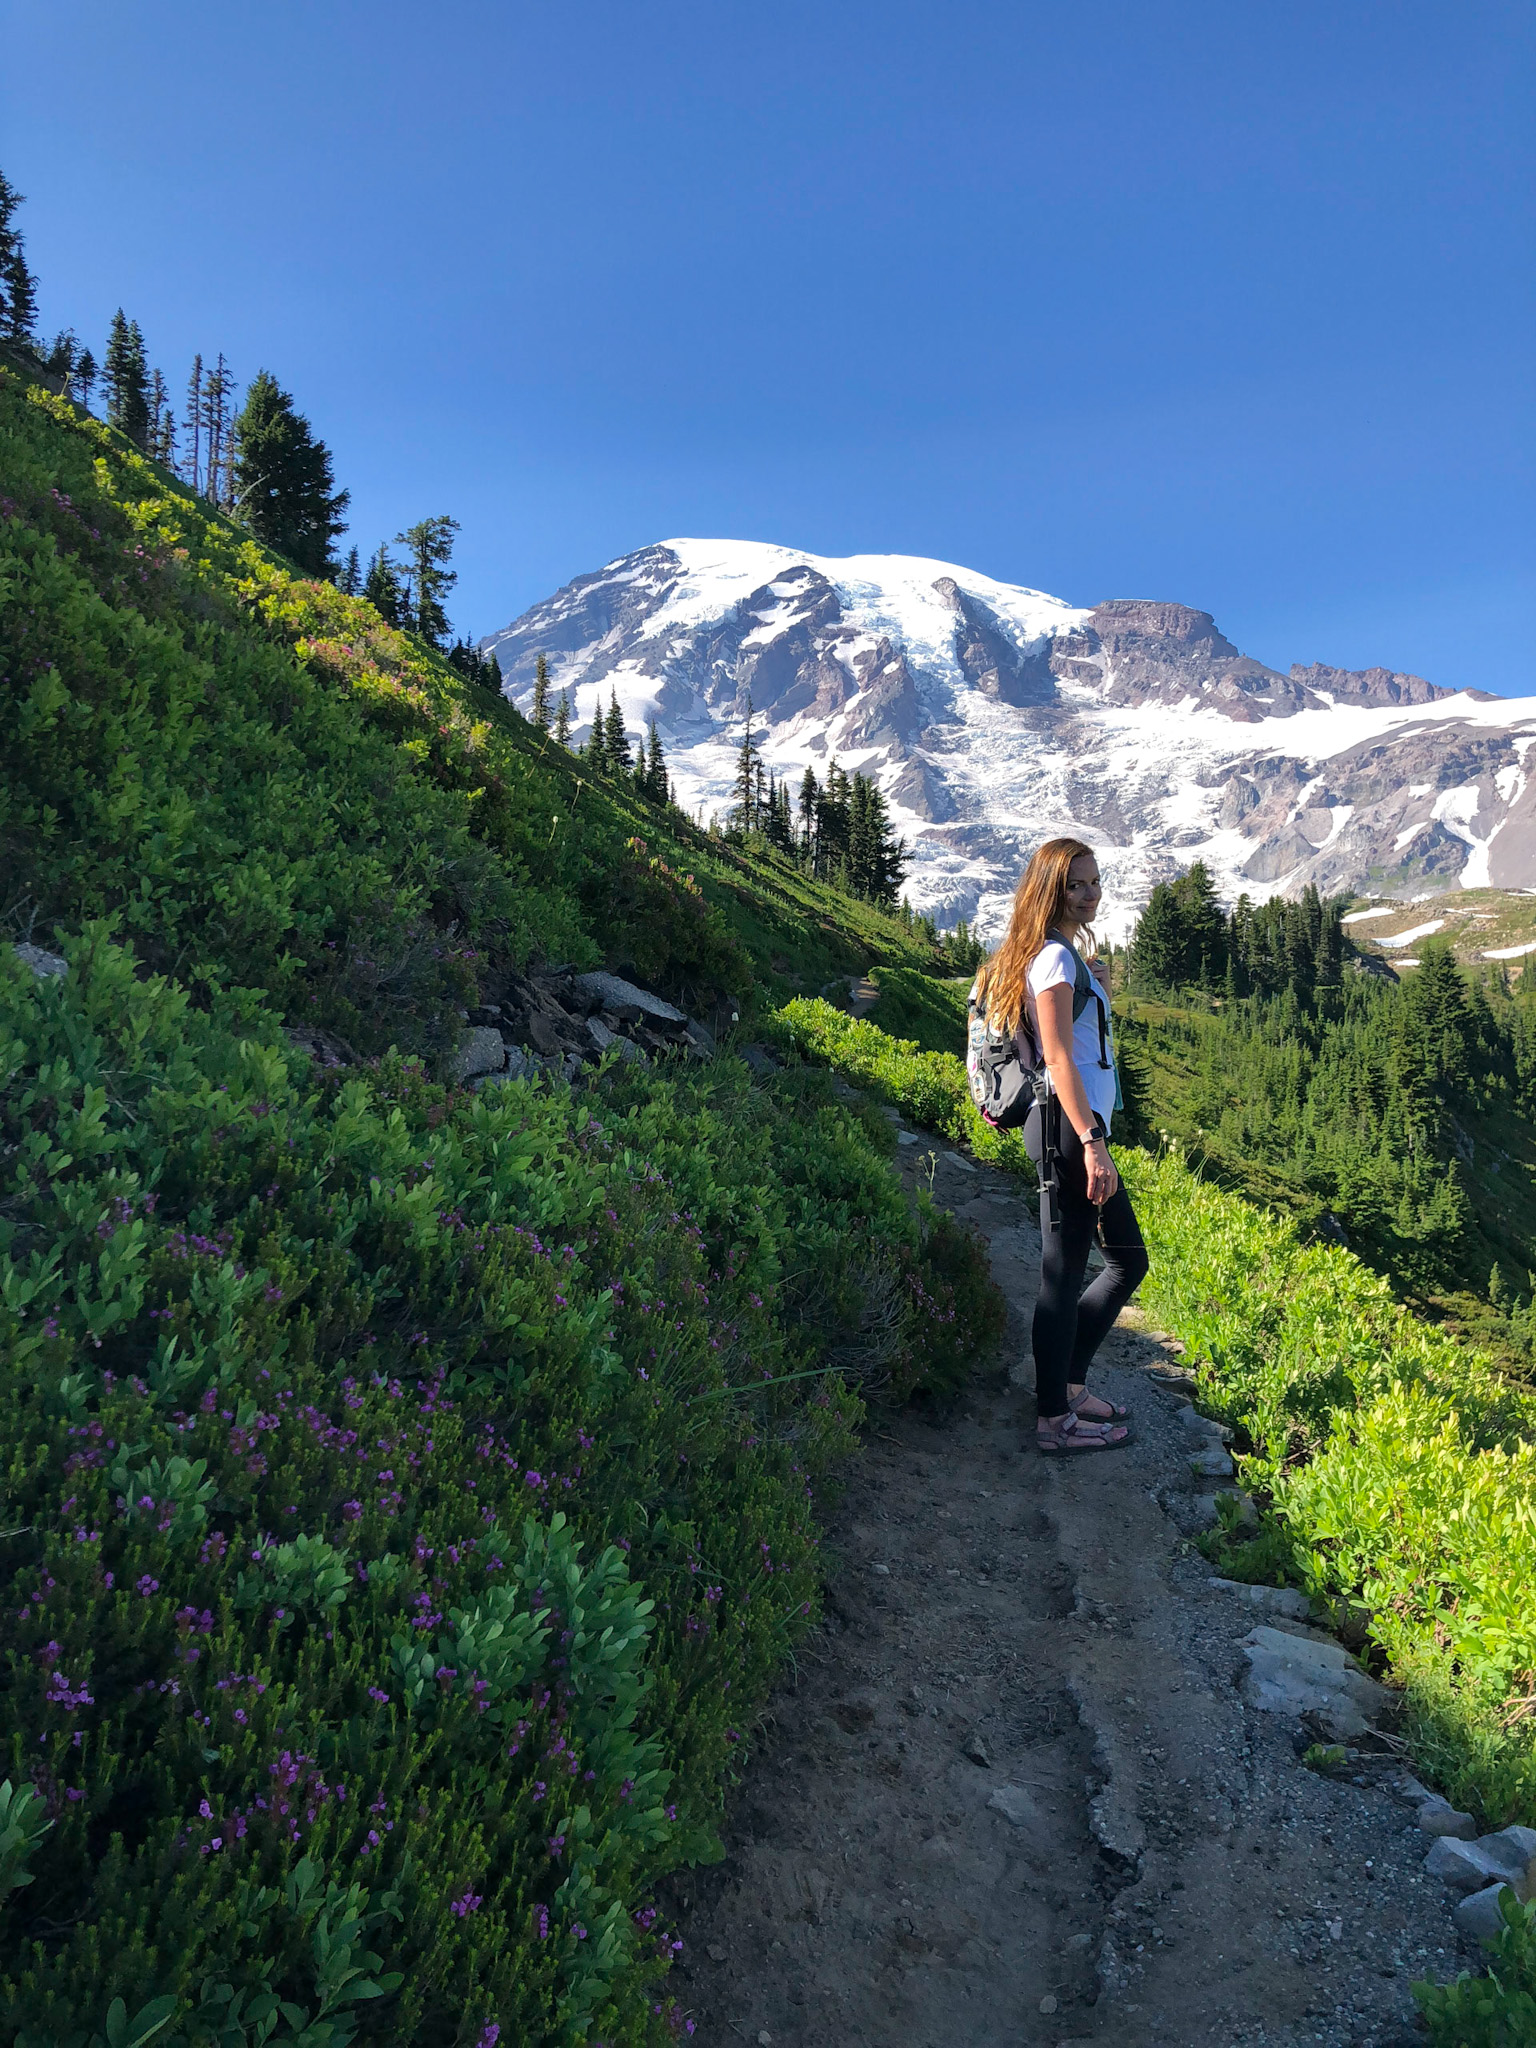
71,346,97,410
338,546,361,596
394,515,459,646
603,690,632,771
798,766,819,864
182,354,204,491
553,690,573,748
363,545,407,627
147,368,177,468
199,354,236,508
584,697,609,773
233,370,350,575
531,652,552,731
0,170,39,352
732,697,760,832
104,311,151,447
45,329,78,386
644,719,668,802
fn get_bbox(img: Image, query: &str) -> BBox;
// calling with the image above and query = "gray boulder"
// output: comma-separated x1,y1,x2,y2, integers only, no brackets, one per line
1414,1795,1478,1840
1190,1446,1235,1479
1454,1882,1516,1943
1208,1577,1312,1621
572,971,686,1024
1238,1624,1392,1738
14,943,67,979
1423,1832,1535,1897
447,1026,507,1084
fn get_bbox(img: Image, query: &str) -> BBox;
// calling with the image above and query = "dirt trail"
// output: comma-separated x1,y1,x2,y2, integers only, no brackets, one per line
668,1127,1476,2047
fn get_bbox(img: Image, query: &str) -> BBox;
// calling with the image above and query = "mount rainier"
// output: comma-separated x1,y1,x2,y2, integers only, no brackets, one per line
483,539,1536,941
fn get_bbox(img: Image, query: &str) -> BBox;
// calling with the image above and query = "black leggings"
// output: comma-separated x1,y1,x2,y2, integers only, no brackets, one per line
1024,1111,1149,1417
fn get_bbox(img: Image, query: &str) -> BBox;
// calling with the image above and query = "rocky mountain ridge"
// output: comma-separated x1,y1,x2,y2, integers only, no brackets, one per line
484,540,1536,940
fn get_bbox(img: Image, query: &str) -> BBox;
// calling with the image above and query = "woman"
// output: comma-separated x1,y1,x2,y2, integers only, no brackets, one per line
974,837,1148,1454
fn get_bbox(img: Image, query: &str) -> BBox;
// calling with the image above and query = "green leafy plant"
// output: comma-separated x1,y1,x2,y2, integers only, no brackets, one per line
1414,1890,1536,2046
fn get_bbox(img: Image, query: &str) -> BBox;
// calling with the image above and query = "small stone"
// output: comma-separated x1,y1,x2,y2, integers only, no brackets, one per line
943,1151,977,1172
1039,1994,1059,2014
872,1562,890,1576
757,2033,772,2046
896,1129,923,1145
1327,1918,1343,1940
987,1783,1037,1827
963,1733,991,1768
707,1942,727,1962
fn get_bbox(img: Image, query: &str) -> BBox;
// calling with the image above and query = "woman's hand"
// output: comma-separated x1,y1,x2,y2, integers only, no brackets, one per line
1083,1133,1119,1203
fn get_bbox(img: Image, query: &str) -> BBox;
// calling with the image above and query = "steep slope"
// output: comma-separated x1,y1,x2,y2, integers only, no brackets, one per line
485,540,1536,938
0,371,1005,2046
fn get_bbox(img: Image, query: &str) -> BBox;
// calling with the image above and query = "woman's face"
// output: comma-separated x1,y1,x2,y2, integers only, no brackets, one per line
1063,853,1102,928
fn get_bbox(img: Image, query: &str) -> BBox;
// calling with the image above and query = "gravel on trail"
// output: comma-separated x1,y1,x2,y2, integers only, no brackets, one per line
665,1134,1478,2047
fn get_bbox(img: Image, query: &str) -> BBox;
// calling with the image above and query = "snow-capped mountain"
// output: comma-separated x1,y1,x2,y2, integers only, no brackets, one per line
483,539,1536,942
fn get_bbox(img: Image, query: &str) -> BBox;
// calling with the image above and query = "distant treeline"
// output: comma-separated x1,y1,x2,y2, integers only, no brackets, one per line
1118,860,1536,1302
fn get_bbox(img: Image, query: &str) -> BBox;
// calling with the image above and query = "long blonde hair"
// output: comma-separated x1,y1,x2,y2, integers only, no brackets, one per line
976,837,1097,1033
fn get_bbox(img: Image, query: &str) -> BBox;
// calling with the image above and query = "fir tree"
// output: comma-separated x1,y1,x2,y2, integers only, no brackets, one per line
182,355,204,492
584,698,609,773
363,545,407,627
553,691,573,748
45,329,78,386
233,370,350,576
603,690,632,771
0,170,39,352
104,311,151,448
732,697,760,832
199,354,236,508
644,719,668,803
446,640,502,694
72,346,97,411
338,546,361,597
531,652,552,731
798,766,819,863
394,515,459,646
147,368,177,469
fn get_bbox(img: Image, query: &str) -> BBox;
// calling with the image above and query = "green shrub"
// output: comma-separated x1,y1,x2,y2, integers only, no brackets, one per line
0,934,1000,2044
1414,1891,1536,2046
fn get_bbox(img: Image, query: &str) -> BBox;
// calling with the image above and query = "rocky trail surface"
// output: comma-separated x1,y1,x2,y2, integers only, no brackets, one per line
667,1131,1481,2047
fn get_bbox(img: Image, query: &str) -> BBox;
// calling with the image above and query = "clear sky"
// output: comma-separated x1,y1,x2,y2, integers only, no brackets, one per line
7,0,1533,691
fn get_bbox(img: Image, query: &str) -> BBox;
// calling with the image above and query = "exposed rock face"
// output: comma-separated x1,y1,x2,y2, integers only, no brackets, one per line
1288,661,1456,708
483,539,1536,937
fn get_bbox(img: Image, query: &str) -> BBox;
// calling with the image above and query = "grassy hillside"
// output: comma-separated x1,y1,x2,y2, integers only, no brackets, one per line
1345,887,1536,972
0,370,1003,2047
1,370,936,1055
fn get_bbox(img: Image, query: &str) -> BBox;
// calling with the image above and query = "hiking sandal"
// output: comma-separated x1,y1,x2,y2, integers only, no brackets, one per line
1069,1388,1130,1422
1035,1411,1133,1456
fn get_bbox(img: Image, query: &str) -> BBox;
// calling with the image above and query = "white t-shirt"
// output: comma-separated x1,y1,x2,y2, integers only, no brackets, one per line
1025,941,1118,1136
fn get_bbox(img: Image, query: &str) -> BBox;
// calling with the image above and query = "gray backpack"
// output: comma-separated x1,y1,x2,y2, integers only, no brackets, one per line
965,933,1108,1130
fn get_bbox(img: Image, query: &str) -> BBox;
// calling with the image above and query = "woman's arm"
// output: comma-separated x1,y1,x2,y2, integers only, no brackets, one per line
1035,981,1119,1202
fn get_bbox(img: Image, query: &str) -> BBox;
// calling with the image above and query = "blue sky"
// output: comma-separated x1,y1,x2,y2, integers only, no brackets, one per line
8,0,1533,691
